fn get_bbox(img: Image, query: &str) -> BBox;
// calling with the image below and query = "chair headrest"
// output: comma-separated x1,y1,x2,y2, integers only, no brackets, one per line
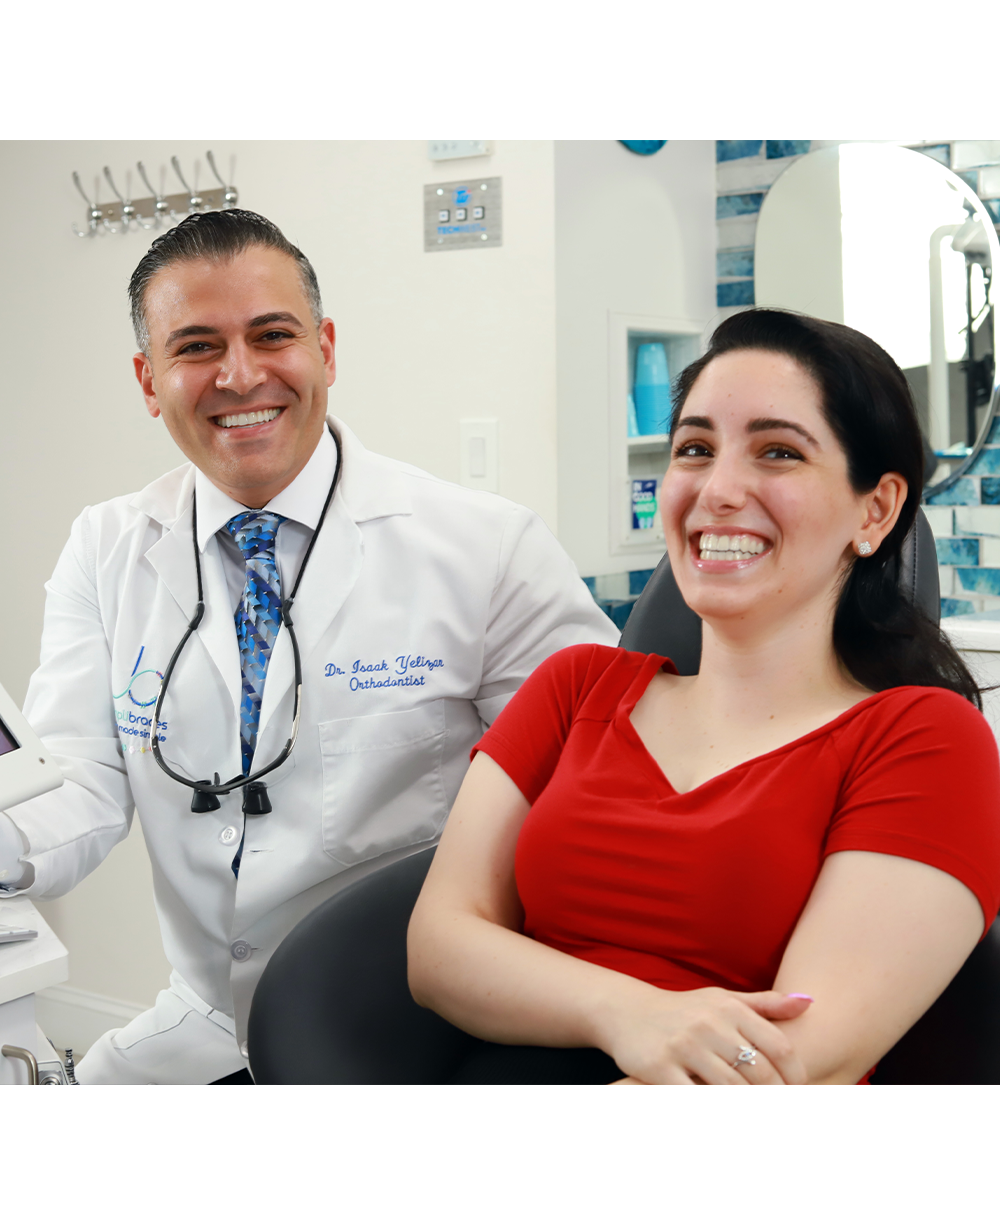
618,508,940,675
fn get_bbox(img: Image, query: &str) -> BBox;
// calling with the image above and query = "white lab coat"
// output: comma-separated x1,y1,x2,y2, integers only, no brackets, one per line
9,417,618,1076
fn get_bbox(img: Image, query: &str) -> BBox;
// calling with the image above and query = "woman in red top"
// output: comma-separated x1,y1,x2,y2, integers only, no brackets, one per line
407,309,1000,1085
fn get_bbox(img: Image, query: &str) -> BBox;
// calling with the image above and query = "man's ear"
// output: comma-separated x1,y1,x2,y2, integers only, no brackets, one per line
134,353,161,419
319,318,336,388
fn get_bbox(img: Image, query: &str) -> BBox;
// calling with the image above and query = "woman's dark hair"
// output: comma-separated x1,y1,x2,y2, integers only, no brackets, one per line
672,308,982,707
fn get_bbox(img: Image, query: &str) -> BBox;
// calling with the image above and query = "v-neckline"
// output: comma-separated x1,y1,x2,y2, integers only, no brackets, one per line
617,653,903,797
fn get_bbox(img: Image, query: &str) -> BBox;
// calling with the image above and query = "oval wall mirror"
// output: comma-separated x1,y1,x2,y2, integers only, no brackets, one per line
755,143,999,497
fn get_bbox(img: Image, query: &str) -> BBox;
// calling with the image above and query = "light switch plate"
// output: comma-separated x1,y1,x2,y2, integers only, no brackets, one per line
459,419,499,492
425,178,502,252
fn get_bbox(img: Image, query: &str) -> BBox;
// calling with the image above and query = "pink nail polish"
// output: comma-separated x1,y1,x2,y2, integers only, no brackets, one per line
787,993,813,1001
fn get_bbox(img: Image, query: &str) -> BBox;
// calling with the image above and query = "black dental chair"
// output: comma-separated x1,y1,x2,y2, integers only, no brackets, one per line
248,510,1000,1084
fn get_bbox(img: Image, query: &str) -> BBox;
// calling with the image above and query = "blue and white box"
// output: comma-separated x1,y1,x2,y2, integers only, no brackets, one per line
632,479,658,530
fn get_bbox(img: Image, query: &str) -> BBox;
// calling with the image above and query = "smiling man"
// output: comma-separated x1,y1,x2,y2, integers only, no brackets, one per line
0,210,617,1084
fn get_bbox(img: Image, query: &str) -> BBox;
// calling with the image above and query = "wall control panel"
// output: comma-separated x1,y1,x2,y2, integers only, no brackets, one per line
428,141,493,161
424,178,502,252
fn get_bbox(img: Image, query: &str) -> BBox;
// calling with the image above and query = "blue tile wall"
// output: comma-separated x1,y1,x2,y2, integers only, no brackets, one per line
983,199,1000,224
766,140,811,159
629,568,656,596
921,144,951,165
926,478,980,506
582,569,663,634
716,193,765,219
989,417,1000,444
716,140,762,162
717,248,754,278
717,281,755,307
968,447,1000,475
941,598,976,617
957,169,980,192
935,537,980,565
597,598,637,632
956,568,1000,595
982,478,1000,504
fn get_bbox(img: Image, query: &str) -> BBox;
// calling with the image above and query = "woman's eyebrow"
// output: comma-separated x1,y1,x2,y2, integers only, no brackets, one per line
673,415,713,431
747,416,819,446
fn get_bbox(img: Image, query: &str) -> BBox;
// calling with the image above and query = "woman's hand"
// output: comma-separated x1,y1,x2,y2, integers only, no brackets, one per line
600,986,813,1085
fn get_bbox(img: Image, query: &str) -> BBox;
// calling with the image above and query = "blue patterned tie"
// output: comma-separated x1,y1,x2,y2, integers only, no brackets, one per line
226,510,286,876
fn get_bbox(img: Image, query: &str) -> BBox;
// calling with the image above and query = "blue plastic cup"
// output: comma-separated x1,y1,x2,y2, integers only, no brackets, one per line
627,392,640,438
634,343,671,435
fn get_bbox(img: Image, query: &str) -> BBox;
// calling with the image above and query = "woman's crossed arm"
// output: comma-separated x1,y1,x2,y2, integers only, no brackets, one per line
408,752,983,1085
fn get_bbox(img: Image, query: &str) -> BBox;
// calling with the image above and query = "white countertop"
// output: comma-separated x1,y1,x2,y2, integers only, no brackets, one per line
0,896,68,1006
942,614,1000,653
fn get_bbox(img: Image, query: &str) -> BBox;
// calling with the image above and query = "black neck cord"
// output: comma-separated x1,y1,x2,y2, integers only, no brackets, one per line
151,425,344,805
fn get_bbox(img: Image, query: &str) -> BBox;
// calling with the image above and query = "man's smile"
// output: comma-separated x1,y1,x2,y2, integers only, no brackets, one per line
212,406,284,430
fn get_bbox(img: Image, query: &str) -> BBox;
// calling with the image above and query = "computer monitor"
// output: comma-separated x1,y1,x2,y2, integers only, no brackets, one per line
0,681,63,811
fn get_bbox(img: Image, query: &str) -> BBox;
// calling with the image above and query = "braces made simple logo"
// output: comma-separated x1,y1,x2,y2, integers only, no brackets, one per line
114,645,163,708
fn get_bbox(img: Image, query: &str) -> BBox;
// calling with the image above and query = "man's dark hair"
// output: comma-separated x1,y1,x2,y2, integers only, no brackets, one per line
128,209,323,355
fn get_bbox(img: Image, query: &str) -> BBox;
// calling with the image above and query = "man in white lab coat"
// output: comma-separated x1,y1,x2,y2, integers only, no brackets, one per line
0,210,618,1083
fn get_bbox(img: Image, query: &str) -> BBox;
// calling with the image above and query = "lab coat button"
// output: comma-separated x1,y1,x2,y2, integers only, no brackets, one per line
220,826,239,846
230,940,252,962
239,1040,249,1059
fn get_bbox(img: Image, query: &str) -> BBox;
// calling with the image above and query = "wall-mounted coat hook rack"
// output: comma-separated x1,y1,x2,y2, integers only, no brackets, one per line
70,152,238,238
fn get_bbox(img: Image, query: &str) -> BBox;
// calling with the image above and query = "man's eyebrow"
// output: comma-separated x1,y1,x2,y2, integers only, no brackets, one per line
248,312,304,330
747,416,819,446
164,324,217,350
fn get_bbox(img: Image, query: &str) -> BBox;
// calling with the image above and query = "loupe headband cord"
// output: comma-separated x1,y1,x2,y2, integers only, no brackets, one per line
281,429,343,627
150,426,342,797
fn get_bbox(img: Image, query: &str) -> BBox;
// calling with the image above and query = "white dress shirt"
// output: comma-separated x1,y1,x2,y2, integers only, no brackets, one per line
196,424,339,613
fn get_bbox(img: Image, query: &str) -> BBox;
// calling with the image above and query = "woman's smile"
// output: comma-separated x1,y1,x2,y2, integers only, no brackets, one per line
692,529,772,567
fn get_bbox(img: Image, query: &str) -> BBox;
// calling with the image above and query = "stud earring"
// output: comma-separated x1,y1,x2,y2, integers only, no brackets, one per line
857,541,872,556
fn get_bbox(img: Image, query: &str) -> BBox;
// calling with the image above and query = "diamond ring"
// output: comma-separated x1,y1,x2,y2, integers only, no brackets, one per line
732,1045,758,1069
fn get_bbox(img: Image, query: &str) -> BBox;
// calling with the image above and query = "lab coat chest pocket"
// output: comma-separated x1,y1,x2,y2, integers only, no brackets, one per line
319,701,448,867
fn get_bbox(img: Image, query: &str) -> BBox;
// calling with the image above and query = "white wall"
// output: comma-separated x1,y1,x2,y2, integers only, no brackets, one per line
0,139,560,1029
553,140,717,578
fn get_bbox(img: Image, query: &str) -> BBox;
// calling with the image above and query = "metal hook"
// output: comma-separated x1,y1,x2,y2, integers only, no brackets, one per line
171,156,203,214
71,171,102,238
72,171,94,209
206,150,239,208
103,166,125,205
137,161,171,228
103,166,139,232
98,167,128,233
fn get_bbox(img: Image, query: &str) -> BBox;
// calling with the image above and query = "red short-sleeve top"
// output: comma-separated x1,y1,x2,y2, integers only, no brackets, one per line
473,644,1000,994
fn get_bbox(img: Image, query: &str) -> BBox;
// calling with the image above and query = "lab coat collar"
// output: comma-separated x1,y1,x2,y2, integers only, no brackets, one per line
331,416,413,523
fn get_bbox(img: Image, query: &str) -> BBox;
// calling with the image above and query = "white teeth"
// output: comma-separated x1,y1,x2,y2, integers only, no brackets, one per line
698,532,767,561
215,407,283,429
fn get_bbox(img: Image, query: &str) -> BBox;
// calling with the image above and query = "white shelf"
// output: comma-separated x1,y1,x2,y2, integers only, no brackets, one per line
627,433,671,453
0,898,68,1007
608,312,705,562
